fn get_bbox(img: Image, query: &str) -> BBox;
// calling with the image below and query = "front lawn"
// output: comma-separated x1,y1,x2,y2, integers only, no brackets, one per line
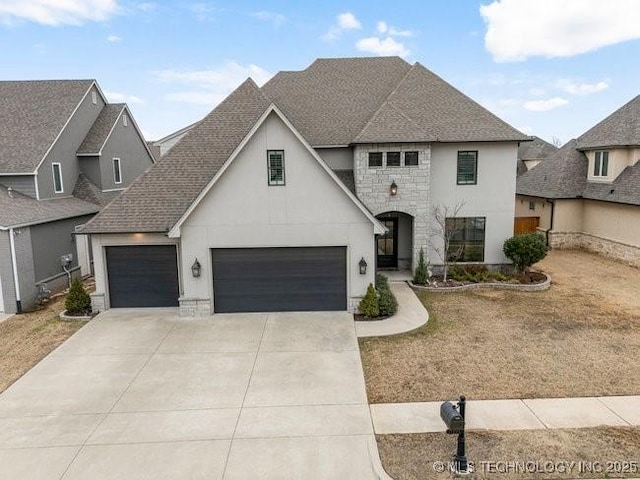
359,250,640,403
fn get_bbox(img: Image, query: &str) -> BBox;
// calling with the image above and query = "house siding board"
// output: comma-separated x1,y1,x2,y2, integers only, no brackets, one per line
14,227,37,311
0,231,16,313
0,176,37,198
37,86,105,199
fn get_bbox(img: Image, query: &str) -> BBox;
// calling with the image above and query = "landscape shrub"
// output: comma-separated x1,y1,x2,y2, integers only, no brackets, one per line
65,277,91,315
377,281,398,317
413,248,429,285
503,233,548,273
358,283,379,318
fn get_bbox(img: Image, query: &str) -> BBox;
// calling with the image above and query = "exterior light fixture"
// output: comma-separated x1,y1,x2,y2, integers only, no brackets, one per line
390,180,398,196
359,257,367,275
191,258,201,278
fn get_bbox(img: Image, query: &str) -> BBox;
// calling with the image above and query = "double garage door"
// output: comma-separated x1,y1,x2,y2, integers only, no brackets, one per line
106,245,347,312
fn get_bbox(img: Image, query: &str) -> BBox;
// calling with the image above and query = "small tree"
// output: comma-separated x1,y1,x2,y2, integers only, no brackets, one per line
413,247,429,285
503,233,548,273
376,274,398,317
358,283,379,318
430,202,466,282
65,277,91,315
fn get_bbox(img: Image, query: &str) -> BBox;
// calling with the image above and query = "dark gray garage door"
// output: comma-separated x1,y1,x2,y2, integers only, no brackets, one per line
106,245,179,308
211,247,347,313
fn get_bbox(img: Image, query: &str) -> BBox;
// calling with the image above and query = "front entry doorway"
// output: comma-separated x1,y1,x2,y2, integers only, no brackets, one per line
377,217,398,268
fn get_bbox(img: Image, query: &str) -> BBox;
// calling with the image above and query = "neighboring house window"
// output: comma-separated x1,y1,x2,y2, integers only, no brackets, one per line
446,217,486,262
457,151,478,185
267,150,285,186
386,151,401,167
113,158,122,184
52,163,64,193
123,114,128,127
404,151,419,166
369,152,383,167
91,91,97,104
529,201,535,211
594,151,609,177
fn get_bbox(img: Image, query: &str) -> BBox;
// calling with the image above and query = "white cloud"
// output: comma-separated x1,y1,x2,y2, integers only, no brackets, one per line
136,2,156,12
104,90,143,104
0,0,120,26
251,10,285,27
156,61,273,107
107,34,122,43
480,0,640,61
556,79,609,96
356,36,409,57
191,3,215,21
323,12,361,40
376,20,412,37
523,97,569,112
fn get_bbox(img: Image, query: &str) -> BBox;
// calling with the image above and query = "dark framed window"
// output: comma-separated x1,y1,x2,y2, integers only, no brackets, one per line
113,158,122,184
445,217,486,262
457,151,478,185
368,152,382,167
52,162,63,193
529,201,535,211
404,151,419,166
386,151,401,167
267,150,285,186
594,151,609,177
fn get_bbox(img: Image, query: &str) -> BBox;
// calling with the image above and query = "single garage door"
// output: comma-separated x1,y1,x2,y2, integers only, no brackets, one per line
212,247,347,313
106,245,179,308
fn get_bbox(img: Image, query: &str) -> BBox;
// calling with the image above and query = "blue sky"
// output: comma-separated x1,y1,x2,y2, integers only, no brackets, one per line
1,0,639,144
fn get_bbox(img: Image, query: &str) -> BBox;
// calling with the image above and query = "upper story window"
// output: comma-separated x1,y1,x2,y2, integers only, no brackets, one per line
368,152,383,167
91,91,97,105
123,114,128,127
267,150,285,186
457,151,478,185
52,163,64,193
446,217,486,262
594,151,609,177
113,157,122,184
404,151,419,166
386,151,401,167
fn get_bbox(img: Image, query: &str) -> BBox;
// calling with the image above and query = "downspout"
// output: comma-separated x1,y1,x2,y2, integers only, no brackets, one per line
544,199,555,247
8,228,22,314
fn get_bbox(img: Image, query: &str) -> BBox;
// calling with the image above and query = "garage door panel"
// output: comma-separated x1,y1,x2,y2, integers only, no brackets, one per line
212,247,346,313
106,245,179,308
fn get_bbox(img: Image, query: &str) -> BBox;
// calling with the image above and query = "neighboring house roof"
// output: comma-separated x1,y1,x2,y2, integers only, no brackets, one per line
152,120,200,145
0,185,99,229
263,57,527,145
72,173,120,207
77,104,125,155
518,136,558,161
516,159,528,177
0,79,94,174
334,170,356,195
577,95,640,149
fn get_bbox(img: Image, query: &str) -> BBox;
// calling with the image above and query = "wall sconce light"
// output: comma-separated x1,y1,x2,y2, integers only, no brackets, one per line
390,180,398,196
191,258,201,278
359,257,367,275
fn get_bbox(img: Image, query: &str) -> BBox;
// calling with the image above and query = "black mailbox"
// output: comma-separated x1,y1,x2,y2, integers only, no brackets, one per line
440,401,465,434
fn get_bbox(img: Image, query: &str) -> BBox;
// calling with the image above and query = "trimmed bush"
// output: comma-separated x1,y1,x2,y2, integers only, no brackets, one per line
65,277,91,315
375,273,389,291
378,285,398,316
413,247,429,285
503,233,548,273
358,283,379,318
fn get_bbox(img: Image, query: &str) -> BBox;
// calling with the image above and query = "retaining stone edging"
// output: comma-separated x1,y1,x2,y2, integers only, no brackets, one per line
409,272,551,293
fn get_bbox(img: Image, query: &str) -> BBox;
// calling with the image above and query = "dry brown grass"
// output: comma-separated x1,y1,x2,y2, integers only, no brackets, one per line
0,294,86,393
377,427,640,479
360,250,640,403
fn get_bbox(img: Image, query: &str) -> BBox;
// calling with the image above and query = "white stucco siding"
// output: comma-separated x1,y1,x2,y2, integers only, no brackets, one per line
180,112,376,311
429,142,518,265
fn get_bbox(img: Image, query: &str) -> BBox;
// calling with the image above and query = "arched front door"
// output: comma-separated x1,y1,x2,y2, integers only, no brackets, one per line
377,214,398,268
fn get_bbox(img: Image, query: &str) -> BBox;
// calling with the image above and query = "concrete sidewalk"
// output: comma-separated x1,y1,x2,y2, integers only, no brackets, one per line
371,396,640,434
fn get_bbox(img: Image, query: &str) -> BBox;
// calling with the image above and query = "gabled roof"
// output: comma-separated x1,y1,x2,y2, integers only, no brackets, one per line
0,185,99,229
582,163,640,206
72,173,120,207
0,80,94,174
81,79,273,233
516,140,587,199
518,136,558,161
577,95,640,150
77,104,125,155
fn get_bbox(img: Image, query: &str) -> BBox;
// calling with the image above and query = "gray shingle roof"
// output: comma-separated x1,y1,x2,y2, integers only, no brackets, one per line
577,95,640,149
81,79,272,234
582,163,640,205
72,173,120,207
0,184,99,228
518,136,558,161
0,80,94,173
77,104,125,155
333,170,356,195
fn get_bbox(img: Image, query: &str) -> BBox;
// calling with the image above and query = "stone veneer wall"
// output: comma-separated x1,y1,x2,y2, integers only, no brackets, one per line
354,143,431,270
549,231,640,267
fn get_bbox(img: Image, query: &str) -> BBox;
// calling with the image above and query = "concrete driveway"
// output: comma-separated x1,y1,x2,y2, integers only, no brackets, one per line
0,309,383,479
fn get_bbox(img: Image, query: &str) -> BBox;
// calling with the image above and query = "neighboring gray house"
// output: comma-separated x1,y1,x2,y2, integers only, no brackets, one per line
82,57,527,316
150,121,199,157
516,95,640,266
0,80,155,313
517,136,558,176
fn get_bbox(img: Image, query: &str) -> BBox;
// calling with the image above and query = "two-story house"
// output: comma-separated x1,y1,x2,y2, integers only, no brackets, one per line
0,80,155,313
81,57,527,315
516,95,640,266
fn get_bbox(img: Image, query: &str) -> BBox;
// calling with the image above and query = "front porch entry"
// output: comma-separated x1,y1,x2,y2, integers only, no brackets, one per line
376,212,414,271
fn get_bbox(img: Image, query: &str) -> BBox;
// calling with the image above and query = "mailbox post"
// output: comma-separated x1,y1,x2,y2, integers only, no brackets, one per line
440,395,469,475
